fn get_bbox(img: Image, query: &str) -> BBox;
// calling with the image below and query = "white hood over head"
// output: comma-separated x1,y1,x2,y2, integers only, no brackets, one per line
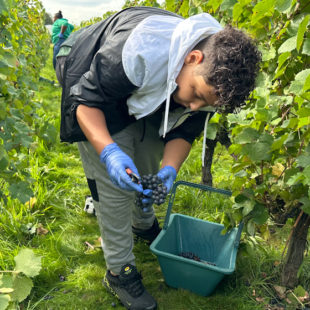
122,12,222,137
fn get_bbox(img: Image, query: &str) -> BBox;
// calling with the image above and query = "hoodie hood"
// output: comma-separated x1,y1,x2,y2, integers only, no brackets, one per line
122,13,222,136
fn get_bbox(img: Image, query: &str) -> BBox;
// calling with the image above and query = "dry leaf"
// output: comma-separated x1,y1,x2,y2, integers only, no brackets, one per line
298,291,309,302
256,297,265,302
273,285,286,300
272,163,285,177
36,223,48,235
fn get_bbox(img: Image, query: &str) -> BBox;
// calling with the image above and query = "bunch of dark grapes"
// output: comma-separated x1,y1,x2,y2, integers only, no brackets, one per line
179,252,201,262
136,174,168,208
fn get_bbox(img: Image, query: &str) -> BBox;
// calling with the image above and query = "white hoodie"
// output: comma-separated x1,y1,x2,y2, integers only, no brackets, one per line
122,13,222,164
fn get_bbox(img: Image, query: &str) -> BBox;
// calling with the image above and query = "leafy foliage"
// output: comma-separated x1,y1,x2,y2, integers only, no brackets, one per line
0,249,41,310
0,0,49,204
160,0,310,234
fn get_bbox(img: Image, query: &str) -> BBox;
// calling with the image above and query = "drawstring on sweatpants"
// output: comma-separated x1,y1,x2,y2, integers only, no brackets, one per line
201,113,210,167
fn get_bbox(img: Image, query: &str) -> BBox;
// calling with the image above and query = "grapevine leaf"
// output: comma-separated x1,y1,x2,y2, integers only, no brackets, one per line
251,0,274,25
220,0,237,17
9,182,33,204
302,38,310,55
0,144,9,170
234,128,260,144
178,0,189,17
271,134,288,151
14,249,41,277
247,219,256,236
0,0,7,13
296,107,310,117
206,123,217,140
277,52,291,71
299,197,310,215
0,295,10,310
0,274,13,288
242,200,255,216
242,142,272,161
260,45,276,61
232,3,243,21
251,203,269,225
297,15,310,52
275,0,292,12
278,35,297,53
288,69,310,95
11,274,33,303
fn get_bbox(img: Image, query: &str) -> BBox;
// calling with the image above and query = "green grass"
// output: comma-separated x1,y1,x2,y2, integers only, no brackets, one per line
1,48,309,310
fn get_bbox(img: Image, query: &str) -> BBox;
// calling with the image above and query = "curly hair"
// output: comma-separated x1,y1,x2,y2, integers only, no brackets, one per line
195,25,261,113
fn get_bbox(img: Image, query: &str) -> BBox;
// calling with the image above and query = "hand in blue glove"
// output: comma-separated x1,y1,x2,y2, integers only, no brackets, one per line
157,165,177,193
100,143,143,192
141,189,153,212
58,33,65,39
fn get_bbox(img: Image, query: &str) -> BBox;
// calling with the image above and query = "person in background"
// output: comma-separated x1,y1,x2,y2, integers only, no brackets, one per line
51,10,74,69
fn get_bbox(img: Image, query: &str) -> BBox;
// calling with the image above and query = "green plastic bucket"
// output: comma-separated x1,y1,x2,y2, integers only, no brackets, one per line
150,181,243,296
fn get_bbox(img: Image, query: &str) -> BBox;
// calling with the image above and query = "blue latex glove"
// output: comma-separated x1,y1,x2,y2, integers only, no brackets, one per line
157,166,177,193
58,33,65,39
141,189,153,205
100,143,143,192
141,189,153,212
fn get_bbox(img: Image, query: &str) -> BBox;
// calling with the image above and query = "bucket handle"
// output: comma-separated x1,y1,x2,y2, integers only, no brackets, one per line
163,181,243,240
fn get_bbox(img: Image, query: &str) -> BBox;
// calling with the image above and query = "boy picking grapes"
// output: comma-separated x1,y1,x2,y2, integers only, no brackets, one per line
56,6,260,310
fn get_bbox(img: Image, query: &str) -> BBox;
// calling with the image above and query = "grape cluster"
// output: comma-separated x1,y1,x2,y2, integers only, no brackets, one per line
136,174,168,208
179,252,201,262
179,252,217,266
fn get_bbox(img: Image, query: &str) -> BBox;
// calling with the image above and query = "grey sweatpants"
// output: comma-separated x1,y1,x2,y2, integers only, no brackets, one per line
77,117,164,274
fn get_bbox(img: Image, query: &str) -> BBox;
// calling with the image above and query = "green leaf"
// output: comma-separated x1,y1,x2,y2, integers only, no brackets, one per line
0,144,9,170
251,0,274,25
234,128,260,144
302,38,310,55
179,0,189,17
260,45,277,61
11,274,33,303
271,134,288,151
296,107,310,117
243,142,272,161
232,3,243,21
288,69,310,95
220,0,237,17
297,15,310,52
247,219,256,235
206,123,218,140
251,203,269,225
242,200,255,216
277,51,291,70
14,249,41,277
0,295,10,310
294,285,306,297
188,6,198,16
299,197,310,215
0,274,13,289
278,35,297,53
9,182,33,204
275,0,292,12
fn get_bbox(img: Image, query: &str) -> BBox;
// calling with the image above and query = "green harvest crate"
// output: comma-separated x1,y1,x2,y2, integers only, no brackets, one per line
150,181,243,296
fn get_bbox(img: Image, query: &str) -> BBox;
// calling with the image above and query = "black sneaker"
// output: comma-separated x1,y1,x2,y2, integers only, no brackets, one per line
103,264,157,310
132,218,161,244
